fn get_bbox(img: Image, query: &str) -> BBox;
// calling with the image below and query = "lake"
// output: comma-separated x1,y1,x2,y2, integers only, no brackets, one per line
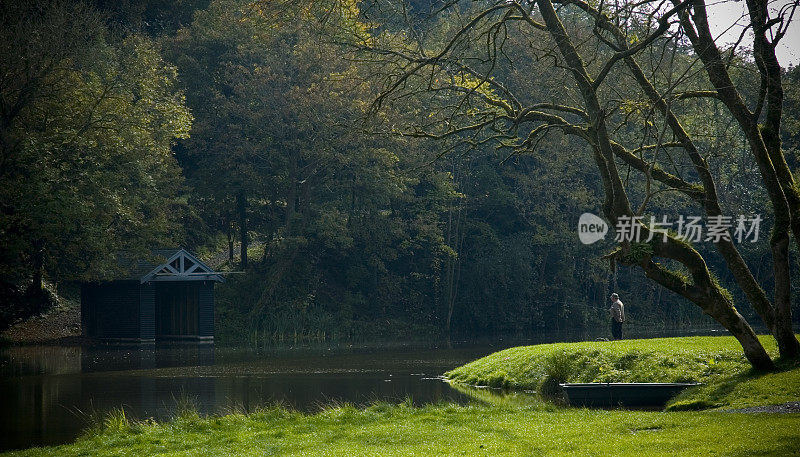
0,327,723,451
0,341,509,451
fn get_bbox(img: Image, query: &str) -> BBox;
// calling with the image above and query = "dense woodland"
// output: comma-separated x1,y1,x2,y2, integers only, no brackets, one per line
2,0,799,351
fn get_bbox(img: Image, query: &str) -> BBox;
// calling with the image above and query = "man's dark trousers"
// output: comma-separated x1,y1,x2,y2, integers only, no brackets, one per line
611,320,623,340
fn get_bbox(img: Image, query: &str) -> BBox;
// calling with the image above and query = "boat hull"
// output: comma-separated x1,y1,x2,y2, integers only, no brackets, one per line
560,382,699,407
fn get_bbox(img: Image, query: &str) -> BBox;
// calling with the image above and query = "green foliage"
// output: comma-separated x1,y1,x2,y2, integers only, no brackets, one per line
623,242,654,263
0,2,191,288
543,350,575,383
0,281,58,331
168,0,464,342
355,0,800,356
6,0,800,346
484,370,510,388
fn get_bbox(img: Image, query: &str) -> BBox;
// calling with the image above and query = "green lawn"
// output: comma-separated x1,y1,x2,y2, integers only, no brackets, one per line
445,335,800,410
5,404,800,457
6,335,800,456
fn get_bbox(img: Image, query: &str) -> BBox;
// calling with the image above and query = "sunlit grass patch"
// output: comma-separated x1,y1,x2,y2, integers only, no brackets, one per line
446,335,764,388
445,335,799,409
5,336,799,456
5,401,800,457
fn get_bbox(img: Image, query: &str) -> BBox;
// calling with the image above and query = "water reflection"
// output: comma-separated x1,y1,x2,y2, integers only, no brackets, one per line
0,343,493,451
0,328,725,451
448,382,551,409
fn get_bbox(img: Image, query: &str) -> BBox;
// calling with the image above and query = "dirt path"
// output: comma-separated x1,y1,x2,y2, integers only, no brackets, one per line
725,402,800,413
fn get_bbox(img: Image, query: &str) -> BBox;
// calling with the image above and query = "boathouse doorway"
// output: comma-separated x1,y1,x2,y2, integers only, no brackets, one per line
156,282,200,338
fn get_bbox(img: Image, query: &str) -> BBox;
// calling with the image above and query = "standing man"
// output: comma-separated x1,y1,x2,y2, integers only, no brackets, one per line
609,293,625,340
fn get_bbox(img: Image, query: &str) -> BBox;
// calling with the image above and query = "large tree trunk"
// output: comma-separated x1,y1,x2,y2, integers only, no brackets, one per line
638,255,773,370
710,296,774,370
237,190,248,270
771,234,800,358
536,0,775,368
575,0,788,357
227,210,234,263
675,1,800,358
624,49,794,356
745,0,800,360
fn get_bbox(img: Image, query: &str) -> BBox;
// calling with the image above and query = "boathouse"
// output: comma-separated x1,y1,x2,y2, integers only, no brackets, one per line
81,249,224,342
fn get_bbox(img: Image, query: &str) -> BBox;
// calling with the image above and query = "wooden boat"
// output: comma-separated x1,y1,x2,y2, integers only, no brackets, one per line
559,382,699,407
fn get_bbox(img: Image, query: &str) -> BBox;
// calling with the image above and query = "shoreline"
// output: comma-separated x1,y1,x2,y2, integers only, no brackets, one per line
3,335,799,455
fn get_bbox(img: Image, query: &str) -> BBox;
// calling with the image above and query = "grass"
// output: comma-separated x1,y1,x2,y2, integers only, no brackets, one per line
667,357,800,410
6,335,800,456
4,402,800,457
444,335,800,410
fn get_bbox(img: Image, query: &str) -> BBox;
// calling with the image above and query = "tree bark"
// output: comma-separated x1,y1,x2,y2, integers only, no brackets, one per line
771,233,799,358
570,0,781,341
237,190,248,270
636,253,773,370
580,0,796,360
675,0,800,358
537,0,775,368
227,210,234,262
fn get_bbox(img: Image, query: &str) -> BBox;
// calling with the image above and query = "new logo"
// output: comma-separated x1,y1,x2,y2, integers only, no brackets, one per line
578,213,608,245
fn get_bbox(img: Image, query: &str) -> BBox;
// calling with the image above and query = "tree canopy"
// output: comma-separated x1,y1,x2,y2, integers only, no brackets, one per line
0,1,191,325
360,0,800,366
2,0,799,360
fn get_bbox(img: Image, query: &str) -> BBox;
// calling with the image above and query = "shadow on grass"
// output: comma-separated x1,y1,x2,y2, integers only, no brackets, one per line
667,357,800,411
726,436,800,457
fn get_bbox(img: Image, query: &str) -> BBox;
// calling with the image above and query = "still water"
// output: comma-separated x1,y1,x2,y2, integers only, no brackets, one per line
0,328,722,451
0,341,509,451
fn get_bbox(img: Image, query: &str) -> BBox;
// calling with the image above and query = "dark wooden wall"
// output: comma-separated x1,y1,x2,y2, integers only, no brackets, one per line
198,281,214,338
82,280,215,341
140,283,156,340
81,281,142,340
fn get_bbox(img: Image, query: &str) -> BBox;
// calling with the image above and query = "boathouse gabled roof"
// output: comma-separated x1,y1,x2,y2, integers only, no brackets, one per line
138,249,225,284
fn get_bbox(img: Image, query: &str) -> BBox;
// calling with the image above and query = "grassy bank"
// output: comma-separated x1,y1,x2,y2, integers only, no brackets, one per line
444,335,800,410
5,335,800,455
4,402,800,457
